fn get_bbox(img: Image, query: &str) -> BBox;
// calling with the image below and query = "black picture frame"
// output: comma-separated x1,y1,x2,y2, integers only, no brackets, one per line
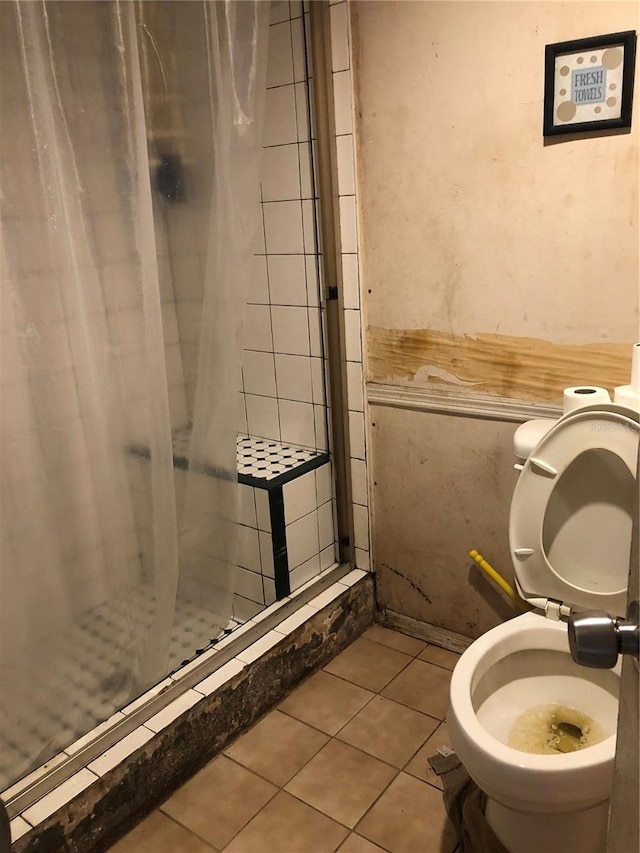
543,30,636,136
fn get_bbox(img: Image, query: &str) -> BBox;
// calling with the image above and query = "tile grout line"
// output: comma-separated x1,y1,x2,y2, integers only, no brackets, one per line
212,668,419,847
155,810,220,852
218,748,398,852
113,624,455,852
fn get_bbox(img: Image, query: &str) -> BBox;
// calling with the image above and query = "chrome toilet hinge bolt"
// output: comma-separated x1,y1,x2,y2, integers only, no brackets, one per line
568,600,639,669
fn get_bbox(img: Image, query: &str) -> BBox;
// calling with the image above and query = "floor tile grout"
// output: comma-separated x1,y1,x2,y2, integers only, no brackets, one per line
157,810,221,851
112,626,459,853
219,653,451,849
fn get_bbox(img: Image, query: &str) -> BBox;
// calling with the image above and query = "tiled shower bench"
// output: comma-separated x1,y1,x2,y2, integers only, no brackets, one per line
132,431,335,623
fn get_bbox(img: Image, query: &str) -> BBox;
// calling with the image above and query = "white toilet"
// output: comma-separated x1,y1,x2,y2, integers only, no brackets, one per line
448,401,639,853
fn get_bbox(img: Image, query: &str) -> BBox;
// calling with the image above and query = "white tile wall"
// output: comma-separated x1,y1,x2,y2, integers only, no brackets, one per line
267,22,295,87
263,202,305,254
242,351,277,397
279,399,316,448
348,410,365,460
275,354,313,403
245,305,274,353
338,196,357,253
283,471,317,523
272,306,311,356
263,87,299,147
353,502,370,553
240,1,331,465
346,361,364,412
259,531,275,575
255,491,272,532
268,255,308,306
262,145,301,201
233,594,264,623
289,553,321,590
332,70,353,136
344,309,363,362
235,566,265,603
342,253,359,309
351,458,368,508
286,509,320,570
270,1,291,26
294,82,311,141
249,255,270,304
246,394,280,441
238,527,261,574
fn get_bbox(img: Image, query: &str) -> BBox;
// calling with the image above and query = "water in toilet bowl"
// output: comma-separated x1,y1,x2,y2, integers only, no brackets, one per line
507,703,608,755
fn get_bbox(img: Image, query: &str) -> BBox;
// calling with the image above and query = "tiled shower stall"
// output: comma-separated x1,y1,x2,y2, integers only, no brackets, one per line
145,0,358,622
3,0,373,845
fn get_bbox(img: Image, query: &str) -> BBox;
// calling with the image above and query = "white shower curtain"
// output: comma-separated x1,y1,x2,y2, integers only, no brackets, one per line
0,0,267,789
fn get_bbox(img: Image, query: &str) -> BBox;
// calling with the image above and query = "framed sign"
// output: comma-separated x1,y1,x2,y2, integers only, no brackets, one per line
543,30,636,136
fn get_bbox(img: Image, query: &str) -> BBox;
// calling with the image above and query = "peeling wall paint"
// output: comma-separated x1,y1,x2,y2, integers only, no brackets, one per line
352,1,639,394
369,327,633,403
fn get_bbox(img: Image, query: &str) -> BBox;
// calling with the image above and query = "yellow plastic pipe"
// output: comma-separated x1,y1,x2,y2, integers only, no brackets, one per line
469,549,533,612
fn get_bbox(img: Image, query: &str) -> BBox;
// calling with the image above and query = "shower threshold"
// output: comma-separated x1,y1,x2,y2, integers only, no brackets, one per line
0,585,244,795
4,561,364,837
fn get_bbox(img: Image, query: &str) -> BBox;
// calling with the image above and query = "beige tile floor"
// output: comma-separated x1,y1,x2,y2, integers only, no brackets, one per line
110,625,460,853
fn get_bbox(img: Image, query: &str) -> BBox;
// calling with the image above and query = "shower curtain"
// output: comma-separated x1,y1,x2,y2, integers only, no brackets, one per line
0,0,267,789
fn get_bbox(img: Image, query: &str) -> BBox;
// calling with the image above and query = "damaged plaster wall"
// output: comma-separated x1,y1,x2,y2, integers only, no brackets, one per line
370,407,520,636
353,0,639,400
351,1,640,637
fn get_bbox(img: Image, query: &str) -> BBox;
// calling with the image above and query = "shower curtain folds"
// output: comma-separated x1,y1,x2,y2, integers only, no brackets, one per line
0,0,268,791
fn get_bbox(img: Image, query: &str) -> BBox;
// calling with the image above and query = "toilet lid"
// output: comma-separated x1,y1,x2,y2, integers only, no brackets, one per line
509,404,639,617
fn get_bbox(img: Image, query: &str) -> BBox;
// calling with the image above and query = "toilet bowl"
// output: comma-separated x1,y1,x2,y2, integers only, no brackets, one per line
449,401,639,853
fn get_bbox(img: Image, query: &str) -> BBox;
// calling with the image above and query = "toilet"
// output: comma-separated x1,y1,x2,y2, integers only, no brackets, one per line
448,401,639,853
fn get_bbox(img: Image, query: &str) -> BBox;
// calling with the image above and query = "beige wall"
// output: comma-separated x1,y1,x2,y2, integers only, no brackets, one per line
370,407,521,635
351,1,640,637
353,0,639,402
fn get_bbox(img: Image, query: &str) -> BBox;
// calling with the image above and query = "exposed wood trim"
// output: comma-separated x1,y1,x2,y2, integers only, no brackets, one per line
367,382,563,423
368,326,633,405
377,609,474,654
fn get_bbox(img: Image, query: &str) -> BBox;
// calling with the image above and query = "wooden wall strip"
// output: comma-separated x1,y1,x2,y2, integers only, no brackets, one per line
368,327,634,404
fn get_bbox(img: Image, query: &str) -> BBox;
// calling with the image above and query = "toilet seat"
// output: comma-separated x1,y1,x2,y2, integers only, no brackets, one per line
509,404,639,619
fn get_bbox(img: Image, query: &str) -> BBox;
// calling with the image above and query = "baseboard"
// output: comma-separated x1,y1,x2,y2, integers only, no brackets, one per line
377,609,473,654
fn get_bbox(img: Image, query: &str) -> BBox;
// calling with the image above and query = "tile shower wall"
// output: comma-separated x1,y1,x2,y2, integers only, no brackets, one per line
233,0,341,610
241,1,328,454
130,1,341,618
234,462,335,621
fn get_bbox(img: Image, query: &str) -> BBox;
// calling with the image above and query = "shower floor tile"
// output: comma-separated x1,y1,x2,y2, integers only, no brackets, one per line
111,626,460,853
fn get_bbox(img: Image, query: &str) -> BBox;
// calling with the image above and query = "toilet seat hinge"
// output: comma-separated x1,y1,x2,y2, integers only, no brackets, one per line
544,598,571,622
